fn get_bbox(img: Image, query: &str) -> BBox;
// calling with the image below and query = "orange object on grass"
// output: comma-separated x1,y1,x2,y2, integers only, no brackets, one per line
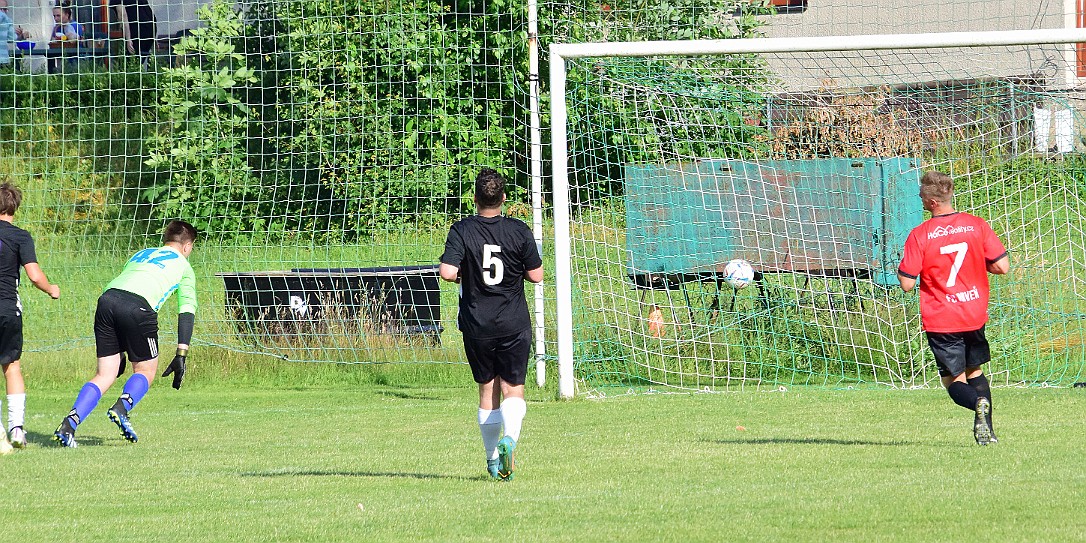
648,305,665,337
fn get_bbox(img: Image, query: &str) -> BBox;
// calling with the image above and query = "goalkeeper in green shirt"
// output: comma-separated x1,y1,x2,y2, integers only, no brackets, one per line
54,221,198,447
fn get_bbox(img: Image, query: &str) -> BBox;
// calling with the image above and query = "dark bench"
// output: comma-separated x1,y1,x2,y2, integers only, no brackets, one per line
217,266,443,346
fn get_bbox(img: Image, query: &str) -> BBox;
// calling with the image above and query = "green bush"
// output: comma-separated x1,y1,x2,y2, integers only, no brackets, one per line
139,0,531,240
539,0,773,203
9,0,774,241
249,0,521,237
0,68,161,243
142,0,263,241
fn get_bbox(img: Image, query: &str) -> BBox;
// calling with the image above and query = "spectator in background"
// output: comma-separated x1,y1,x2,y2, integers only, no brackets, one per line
1,0,32,65
0,0,16,66
65,2,84,40
110,0,156,64
51,4,80,43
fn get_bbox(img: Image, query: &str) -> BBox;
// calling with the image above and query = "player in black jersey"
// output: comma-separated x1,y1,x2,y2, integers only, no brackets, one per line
440,168,543,480
0,183,60,450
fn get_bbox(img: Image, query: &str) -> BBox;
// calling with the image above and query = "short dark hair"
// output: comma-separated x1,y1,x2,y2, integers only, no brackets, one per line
163,220,198,245
0,183,23,216
919,171,954,204
475,168,505,210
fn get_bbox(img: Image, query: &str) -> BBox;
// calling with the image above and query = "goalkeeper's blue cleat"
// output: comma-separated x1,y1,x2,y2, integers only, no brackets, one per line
496,436,516,481
53,420,77,448
974,397,993,446
487,458,502,480
107,407,138,443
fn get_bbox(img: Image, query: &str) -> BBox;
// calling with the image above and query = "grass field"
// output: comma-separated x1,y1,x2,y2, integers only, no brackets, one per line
2,89,1085,541
2,354,1084,542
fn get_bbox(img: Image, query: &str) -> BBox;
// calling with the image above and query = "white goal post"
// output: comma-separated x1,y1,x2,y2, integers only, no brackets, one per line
550,28,1086,399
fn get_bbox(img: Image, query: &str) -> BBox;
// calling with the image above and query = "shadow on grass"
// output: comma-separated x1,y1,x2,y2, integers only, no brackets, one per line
26,429,106,448
376,390,444,401
241,469,470,480
701,436,914,446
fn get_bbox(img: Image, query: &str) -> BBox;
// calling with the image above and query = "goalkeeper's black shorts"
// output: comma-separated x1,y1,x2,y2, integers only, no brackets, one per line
94,288,160,363
0,315,23,366
462,328,532,386
926,326,990,378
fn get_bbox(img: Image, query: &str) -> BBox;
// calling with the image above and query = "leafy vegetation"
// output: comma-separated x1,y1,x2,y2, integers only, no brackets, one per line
143,0,262,241
547,0,774,202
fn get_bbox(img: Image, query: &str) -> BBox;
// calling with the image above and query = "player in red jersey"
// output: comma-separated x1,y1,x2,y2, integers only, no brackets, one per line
898,171,1009,445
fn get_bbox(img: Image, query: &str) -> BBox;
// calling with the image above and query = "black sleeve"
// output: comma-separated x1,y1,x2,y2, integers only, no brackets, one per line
177,312,195,346
17,231,37,266
521,226,542,271
439,224,464,267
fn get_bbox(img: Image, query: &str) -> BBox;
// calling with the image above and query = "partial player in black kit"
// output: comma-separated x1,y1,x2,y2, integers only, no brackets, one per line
440,168,543,480
0,183,60,450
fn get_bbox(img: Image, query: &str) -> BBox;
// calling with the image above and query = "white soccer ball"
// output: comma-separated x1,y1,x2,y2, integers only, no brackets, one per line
0,437,13,456
724,259,755,289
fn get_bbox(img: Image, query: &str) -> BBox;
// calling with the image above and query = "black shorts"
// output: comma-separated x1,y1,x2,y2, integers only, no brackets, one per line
926,326,991,378
463,329,532,386
94,289,160,362
0,315,23,365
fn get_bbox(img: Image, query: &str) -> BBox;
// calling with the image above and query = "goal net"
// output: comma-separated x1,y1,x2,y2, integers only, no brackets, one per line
0,0,539,370
551,30,1086,396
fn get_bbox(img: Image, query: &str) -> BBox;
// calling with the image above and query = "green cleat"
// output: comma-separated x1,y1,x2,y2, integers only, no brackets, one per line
496,436,516,481
487,458,502,480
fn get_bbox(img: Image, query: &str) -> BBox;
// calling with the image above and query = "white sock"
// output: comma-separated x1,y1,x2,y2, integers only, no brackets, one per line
499,397,527,442
478,408,502,461
7,393,25,430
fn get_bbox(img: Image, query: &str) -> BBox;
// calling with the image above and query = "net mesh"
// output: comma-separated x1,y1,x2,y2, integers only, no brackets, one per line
560,43,1086,392
1,0,1084,386
1,0,527,365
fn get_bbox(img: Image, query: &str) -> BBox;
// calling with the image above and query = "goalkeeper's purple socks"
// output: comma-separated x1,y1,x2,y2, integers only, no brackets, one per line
116,373,150,413
70,382,103,428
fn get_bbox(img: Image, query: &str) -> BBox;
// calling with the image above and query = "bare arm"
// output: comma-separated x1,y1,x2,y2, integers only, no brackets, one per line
897,272,916,293
987,254,1010,275
439,262,460,283
61,24,79,41
23,263,59,299
525,266,543,284
114,5,134,53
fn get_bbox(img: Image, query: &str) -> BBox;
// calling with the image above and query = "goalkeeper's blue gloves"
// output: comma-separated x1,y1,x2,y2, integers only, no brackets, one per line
162,348,187,390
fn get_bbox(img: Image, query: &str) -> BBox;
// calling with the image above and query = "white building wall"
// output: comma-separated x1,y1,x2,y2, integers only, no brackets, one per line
759,1,1073,91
